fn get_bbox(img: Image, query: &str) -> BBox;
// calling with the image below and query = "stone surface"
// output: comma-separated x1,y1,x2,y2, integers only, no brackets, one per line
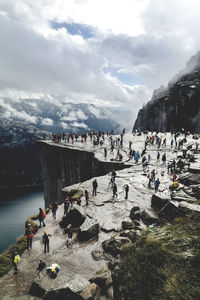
102,237,130,256
77,223,99,242
140,211,159,225
80,283,100,300
133,51,200,132
2,132,200,299
59,205,86,228
158,202,186,221
151,194,170,211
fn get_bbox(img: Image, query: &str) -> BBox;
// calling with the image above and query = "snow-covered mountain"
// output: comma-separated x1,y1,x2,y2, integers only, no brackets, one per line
0,98,120,133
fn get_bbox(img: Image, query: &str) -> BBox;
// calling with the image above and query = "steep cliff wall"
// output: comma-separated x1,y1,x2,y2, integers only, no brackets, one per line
133,51,200,133
0,119,51,193
36,141,130,207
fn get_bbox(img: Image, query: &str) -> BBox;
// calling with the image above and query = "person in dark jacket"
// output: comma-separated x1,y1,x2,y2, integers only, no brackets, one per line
113,183,118,198
124,184,129,199
37,258,46,272
92,179,98,196
42,232,50,253
39,208,45,228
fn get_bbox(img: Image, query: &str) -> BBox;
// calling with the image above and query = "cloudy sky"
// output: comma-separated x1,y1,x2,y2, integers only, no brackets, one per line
0,0,200,123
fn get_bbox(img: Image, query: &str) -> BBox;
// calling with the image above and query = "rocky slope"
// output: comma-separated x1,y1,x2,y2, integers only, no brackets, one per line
1,133,200,299
0,119,51,192
133,51,200,133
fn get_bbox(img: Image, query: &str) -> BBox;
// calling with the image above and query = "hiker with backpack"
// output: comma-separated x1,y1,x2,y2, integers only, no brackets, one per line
39,208,46,228
25,223,34,251
12,251,20,273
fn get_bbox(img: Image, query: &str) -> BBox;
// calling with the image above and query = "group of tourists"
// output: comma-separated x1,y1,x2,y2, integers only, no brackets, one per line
14,129,199,277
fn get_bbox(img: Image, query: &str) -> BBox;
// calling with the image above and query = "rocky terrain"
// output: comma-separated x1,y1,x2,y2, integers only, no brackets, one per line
0,119,51,193
1,132,200,299
133,51,200,133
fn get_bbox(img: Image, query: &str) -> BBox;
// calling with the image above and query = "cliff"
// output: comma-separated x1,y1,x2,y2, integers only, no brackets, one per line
36,141,131,207
0,119,51,193
133,51,200,132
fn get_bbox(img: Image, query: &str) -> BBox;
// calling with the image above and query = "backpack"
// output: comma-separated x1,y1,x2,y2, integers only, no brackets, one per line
42,210,46,219
14,254,21,264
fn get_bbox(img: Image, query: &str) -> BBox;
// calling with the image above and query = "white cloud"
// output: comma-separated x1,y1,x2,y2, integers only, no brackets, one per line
1,0,200,126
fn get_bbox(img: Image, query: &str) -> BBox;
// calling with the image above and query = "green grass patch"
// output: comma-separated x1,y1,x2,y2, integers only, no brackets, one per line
0,207,50,277
114,212,200,299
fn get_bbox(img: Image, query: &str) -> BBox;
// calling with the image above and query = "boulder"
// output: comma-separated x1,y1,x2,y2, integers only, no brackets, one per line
29,281,46,298
120,230,137,243
140,211,158,226
121,221,135,230
158,202,186,221
171,190,195,202
179,173,200,186
43,288,84,300
102,237,130,256
80,283,100,300
77,222,99,242
89,270,112,291
189,184,200,198
151,194,169,211
129,207,141,221
59,206,86,228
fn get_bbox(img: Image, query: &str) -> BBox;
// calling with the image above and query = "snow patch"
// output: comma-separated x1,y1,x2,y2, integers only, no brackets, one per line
40,118,54,126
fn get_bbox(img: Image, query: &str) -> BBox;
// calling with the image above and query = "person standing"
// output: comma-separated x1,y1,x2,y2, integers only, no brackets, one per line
25,223,34,251
52,201,58,219
104,147,107,158
92,179,98,196
64,198,70,215
154,178,160,192
42,232,49,254
12,251,20,273
124,184,129,199
85,190,89,205
157,152,160,163
38,208,46,228
113,182,118,198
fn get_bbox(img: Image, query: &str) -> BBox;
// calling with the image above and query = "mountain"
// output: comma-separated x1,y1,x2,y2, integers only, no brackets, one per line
0,119,51,193
133,51,200,132
0,98,120,133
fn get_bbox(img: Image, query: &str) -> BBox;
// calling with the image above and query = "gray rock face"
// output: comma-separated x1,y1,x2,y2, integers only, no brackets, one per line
36,141,130,207
0,119,51,191
179,173,200,186
77,223,99,242
129,207,141,221
140,211,159,225
59,206,86,228
151,194,170,211
133,51,200,132
158,202,186,221
102,237,130,256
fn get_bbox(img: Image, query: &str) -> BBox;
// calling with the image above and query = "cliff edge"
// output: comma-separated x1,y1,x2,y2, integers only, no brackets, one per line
133,51,200,132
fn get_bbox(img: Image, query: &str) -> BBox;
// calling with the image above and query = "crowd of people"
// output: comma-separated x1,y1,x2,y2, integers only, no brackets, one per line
15,128,199,278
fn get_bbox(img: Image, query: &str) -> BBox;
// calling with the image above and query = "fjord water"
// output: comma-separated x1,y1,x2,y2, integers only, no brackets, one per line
0,191,44,253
